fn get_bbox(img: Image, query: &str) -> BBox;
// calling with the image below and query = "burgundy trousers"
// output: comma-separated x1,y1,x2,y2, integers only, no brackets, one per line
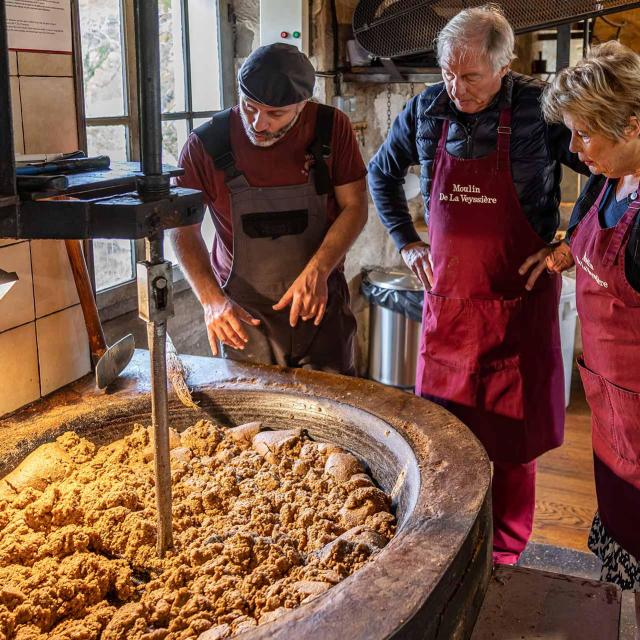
491,460,537,564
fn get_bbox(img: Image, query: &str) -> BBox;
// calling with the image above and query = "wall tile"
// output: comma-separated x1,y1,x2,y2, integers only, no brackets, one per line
31,240,80,318
0,323,40,417
17,52,73,77
10,76,24,155
9,51,17,76
37,305,91,396
20,76,78,154
0,242,35,333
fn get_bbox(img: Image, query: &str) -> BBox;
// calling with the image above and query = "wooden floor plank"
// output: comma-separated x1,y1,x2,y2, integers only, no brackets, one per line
532,369,597,552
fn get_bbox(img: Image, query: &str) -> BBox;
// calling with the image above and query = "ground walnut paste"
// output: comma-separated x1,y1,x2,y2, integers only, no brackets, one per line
0,420,395,639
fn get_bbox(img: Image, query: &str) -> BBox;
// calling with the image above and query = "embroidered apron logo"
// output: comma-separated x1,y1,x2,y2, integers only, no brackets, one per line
439,183,498,205
576,252,609,288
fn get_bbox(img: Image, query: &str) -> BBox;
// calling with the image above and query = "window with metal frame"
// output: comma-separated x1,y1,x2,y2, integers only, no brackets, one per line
77,0,231,315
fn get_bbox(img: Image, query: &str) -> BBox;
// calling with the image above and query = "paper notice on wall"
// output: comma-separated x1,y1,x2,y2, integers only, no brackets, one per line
7,0,72,54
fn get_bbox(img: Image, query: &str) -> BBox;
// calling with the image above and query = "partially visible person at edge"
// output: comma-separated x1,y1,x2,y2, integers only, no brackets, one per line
542,41,640,632
171,43,367,374
368,3,589,565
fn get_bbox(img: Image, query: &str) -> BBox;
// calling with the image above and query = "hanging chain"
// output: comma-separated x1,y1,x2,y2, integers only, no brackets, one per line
386,86,392,134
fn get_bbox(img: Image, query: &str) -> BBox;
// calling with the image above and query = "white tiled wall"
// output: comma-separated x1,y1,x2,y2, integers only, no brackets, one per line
0,51,90,418
37,305,90,397
0,323,40,416
20,76,78,154
31,240,80,318
0,241,35,333
9,76,24,155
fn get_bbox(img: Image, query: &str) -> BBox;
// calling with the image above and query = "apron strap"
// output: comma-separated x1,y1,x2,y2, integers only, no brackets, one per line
496,108,512,170
594,178,610,211
602,192,640,266
193,109,246,186
306,103,335,196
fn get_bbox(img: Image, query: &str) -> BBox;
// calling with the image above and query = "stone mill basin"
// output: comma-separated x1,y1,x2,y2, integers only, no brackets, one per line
0,351,492,640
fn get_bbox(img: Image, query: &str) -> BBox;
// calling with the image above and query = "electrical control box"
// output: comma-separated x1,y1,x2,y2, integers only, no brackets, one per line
259,0,308,54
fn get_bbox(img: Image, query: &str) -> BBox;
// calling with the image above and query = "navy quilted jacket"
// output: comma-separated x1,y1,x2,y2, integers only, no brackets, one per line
368,72,589,250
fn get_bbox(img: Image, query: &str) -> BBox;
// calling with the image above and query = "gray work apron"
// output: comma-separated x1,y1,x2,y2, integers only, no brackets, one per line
219,169,356,375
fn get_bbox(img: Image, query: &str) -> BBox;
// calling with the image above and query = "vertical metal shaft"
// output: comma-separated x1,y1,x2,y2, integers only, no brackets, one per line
147,239,173,557
134,0,163,177
133,0,173,556
146,233,173,556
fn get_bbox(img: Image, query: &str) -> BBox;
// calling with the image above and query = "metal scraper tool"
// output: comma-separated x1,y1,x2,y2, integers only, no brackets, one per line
65,240,135,389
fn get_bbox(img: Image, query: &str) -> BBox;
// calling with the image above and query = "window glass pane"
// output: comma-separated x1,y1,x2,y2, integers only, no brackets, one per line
159,0,187,113
189,0,222,111
94,240,135,291
79,0,126,118
164,210,215,265
162,119,189,166
86,125,128,161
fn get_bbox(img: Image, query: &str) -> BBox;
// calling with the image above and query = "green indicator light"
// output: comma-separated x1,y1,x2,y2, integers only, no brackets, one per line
293,31,301,38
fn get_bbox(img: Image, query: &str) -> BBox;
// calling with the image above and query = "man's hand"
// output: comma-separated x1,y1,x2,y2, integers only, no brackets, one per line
401,241,433,289
204,296,260,356
519,242,573,291
272,265,329,327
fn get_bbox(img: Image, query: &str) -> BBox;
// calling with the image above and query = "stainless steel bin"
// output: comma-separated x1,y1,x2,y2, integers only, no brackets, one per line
365,267,423,389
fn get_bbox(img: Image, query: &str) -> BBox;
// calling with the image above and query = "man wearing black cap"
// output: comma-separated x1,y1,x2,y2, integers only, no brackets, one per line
170,44,367,373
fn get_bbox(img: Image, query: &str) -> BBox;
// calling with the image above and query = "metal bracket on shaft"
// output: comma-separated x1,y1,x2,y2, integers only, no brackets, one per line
137,260,174,323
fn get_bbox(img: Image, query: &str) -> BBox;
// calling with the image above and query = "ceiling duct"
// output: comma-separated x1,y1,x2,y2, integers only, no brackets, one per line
353,0,640,59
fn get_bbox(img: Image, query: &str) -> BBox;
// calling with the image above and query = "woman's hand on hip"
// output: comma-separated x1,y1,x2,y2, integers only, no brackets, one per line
401,241,433,289
203,296,260,356
273,265,329,327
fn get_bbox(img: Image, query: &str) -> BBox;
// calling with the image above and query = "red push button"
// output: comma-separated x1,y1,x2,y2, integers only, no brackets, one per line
280,31,289,38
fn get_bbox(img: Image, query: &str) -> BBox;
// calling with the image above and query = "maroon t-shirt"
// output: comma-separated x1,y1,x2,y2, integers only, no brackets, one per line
176,102,367,285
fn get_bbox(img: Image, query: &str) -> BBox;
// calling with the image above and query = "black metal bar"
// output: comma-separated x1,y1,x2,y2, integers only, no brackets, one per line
556,23,571,72
0,0,17,208
122,0,140,162
218,0,236,109
134,0,165,181
181,0,193,128
71,0,88,155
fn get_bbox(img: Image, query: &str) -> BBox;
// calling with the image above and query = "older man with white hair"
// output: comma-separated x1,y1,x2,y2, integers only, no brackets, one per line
369,3,588,564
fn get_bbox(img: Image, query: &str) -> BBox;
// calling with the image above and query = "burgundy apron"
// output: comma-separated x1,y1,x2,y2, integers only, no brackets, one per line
416,108,565,463
572,179,640,558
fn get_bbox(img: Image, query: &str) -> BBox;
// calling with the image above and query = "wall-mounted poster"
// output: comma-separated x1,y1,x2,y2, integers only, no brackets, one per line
7,0,72,54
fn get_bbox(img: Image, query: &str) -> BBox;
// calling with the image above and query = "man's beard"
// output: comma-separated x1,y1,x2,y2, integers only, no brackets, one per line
240,108,301,147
